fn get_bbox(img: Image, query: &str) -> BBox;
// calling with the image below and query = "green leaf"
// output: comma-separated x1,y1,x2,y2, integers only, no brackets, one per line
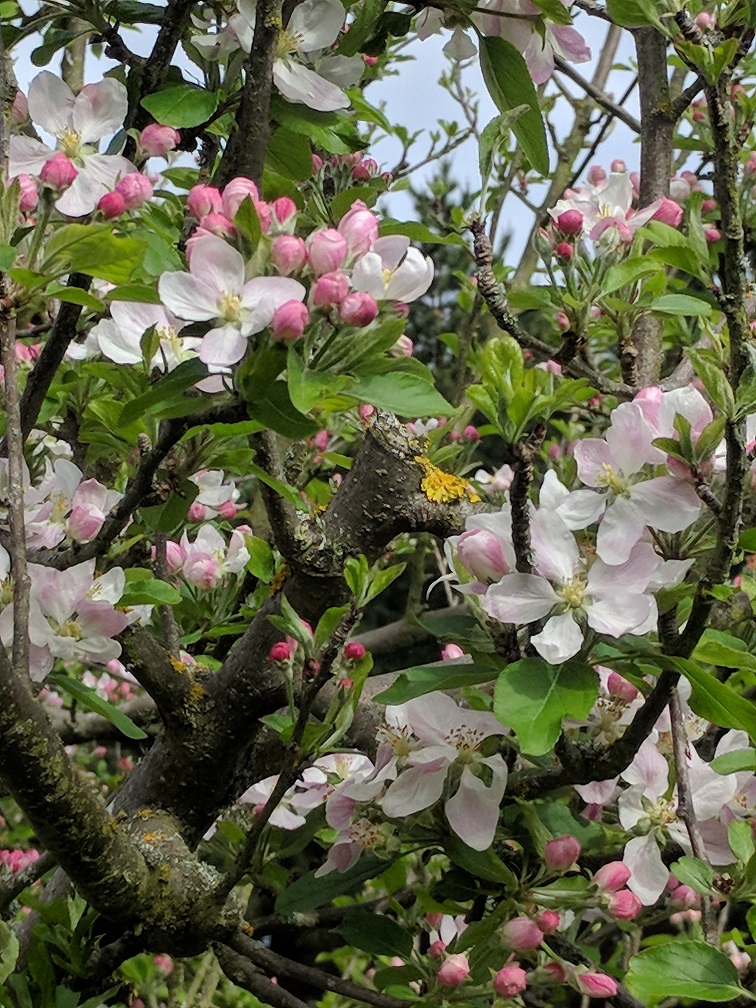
670,856,716,896
247,462,309,512
234,195,262,247
688,349,735,416
44,224,148,284
692,629,756,674
267,127,315,181
530,0,572,23
141,86,219,127
275,854,393,913
671,657,756,742
48,674,148,740
336,909,412,958
246,382,319,439
270,96,359,155
374,661,497,705
379,219,466,246
0,244,16,270
602,257,663,295
364,563,406,604
445,834,518,886
120,577,181,606
0,921,19,985
107,284,162,304
651,294,713,317
479,37,548,175
625,941,750,1003
118,358,208,426
287,349,348,414
740,528,756,552
246,536,275,582
349,372,451,416
728,819,755,864
337,0,387,54
711,748,756,774
45,283,104,311
605,0,665,28
494,659,598,756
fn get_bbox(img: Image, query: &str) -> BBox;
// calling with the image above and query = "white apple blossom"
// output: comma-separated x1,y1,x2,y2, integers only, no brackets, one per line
180,524,249,589
549,173,662,244
86,302,200,371
9,71,134,216
158,235,306,368
24,459,122,550
351,236,434,303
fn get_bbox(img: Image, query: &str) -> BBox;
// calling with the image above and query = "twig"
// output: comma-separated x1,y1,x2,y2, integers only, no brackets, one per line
227,930,411,1008
544,934,646,1008
121,626,199,730
469,218,633,398
216,944,312,1008
554,56,641,132
669,688,717,944
251,430,305,561
0,851,55,910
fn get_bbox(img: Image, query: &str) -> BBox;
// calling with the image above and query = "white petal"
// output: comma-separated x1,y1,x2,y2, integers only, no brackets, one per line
629,476,702,533
624,833,669,905
382,761,448,818
586,594,654,637
531,510,580,583
288,0,345,51
198,324,247,367
531,611,584,664
445,762,507,851
8,136,54,178
483,574,558,625
73,78,128,143
273,60,349,112
158,272,220,322
28,71,75,137
350,251,386,299
190,235,246,295
595,497,646,565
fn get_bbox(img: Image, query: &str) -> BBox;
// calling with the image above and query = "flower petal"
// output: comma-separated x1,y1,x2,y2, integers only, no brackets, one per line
273,60,349,112
28,71,75,138
73,79,128,143
445,762,507,851
483,574,558,625
288,0,345,51
382,760,448,818
531,611,584,664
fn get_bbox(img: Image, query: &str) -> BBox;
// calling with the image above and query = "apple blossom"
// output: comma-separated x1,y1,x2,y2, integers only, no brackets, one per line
573,971,618,998
549,172,663,244
493,964,528,996
437,953,470,987
351,236,434,303
271,300,309,342
87,301,199,371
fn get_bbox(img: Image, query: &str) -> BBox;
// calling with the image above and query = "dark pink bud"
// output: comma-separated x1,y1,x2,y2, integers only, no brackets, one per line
272,196,297,225
556,209,583,235
337,677,354,690
462,424,479,442
311,153,323,174
670,883,699,909
437,953,469,987
338,200,379,256
606,889,642,920
695,11,714,28
187,184,222,219
359,404,374,421
555,241,573,260
188,501,207,522
704,226,721,243
216,500,238,520
545,835,581,872
574,972,618,998
701,198,717,213
199,211,236,237
271,300,308,342
97,191,126,218
536,909,561,934
17,174,38,213
587,164,606,185
344,642,366,660
428,939,446,960
501,917,543,952
269,642,293,662
364,54,378,67
308,228,347,275
272,235,307,275
40,152,78,189
139,124,180,156
115,172,153,209
312,271,349,307
651,196,683,228
593,861,631,892
493,965,527,997
606,671,639,702
610,158,626,173
339,291,378,327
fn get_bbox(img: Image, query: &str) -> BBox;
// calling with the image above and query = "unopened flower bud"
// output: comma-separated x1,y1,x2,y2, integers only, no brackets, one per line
359,404,375,421
493,964,527,997
606,671,639,702
269,642,293,662
271,300,308,342
312,271,349,307
457,528,509,584
502,917,543,952
272,196,298,226
593,861,631,892
40,152,78,189
651,196,683,228
536,910,561,934
308,228,347,274
606,889,642,920
188,501,207,522
555,241,573,260
573,971,618,998
139,124,180,156
610,158,626,173
704,226,721,243
428,939,446,960
695,11,714,29
556,209,584,235
441,643,465,661
543,961,569,984
701,198,717,213
221,177,260,219
462,425,479,442
669,883,699,909
587,164,606,185
337,676,354,690
545,835,581,872
339,291,378,327
339,200,379,256
390,334,413,357
311,153,324,174
198,211,235,237
116,172,153,209
669,176,692,201
97,191,125,218
17,174,39,213
272,235,307,275
344,642,366,660
437,953,469,987
187,184,222,219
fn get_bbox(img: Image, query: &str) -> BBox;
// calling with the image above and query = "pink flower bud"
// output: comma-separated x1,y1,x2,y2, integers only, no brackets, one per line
40,152,78,189
153,954,174,974
272,235,307,275
704,226,721,243
359,404,375,421
556,209,584,235
501,917,543,952
337,676,354,689
587,164,606,185
139,124,180,156
437,953,469,987
701,198,717,213
338,200,379,256
115,172,153,209
165,540,184,571
390,334,413,357
17,175,38,213
554,241,573,260
457,528,509,584
198,211,235,237
606,889,642,920
441,643,465,661
610,158,626,173
606,671,639,702
308,228,347,274
216,500,238,520
493,964,528,997
573,971,618,998
651,196,683,228
536,910,561,934
97,192,126,219
695,11,714,29
67,506,105,542
187,184,222,219
364,54,378,67
269,642,293,662
339,291,378,327
222,177,261,219
593,861,631,892
543,961,568,984
545,835,581,872
344,642,366,660
188,501,208,522
669,883,699,909
312,271,349,307
556,310,570,330
272,196,297,226
669,176,692,201
271,300,308,342
428,940,446,960
311,429,329,451
462,425,479,442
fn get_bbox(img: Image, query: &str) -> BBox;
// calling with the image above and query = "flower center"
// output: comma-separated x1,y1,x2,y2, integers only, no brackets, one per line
219,293,242,324
57,127,82,160
445,725,485,759
49,491,70,524
348,818,384,851
58,619,82,639
559,576,587,609
276,27,303,59
377,723,415,760
596,463,626,494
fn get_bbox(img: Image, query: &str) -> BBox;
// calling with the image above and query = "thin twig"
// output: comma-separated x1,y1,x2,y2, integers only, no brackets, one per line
554,56,641,132
216,944,312,1008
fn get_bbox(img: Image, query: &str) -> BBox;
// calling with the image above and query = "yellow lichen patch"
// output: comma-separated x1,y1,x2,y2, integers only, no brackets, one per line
189,682,206,704
414,456,480,504
170,657,188,673
141,831,169,845
269,563,290,595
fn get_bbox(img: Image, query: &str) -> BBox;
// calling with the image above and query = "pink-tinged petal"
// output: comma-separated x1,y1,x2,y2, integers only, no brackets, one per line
79,153,134,190
624,833,669,905
273,60,349,112
575,777,618,804
586,593,655,638
158,272,220,322
8,136,54,177
697,819,737,865
686,748,738,819
55,169,108,217
371,236,410,271
77,601,130,638
29,644,53,683
73,78,128,143
551,24,591,65
288,0,344,51
605,402,664,475
574,437,614,486
239,276,306,334
621,739,669,798
28,71,75,137
531,510,580,583
111,301,174,337
647,557,694,592
595,497,647,565
629,476,702,533
483,574,558,625
190,235,246,294
658,386,713,441
198,325,247,367
381,760,448,817
445,762,507,851
531,611,584,664
54,458,84,499
523,34,556,85
89,319,140,364
589,541,660,596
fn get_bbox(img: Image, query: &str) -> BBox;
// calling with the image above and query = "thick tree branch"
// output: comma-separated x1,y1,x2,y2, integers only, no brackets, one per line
216,944,312,1008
